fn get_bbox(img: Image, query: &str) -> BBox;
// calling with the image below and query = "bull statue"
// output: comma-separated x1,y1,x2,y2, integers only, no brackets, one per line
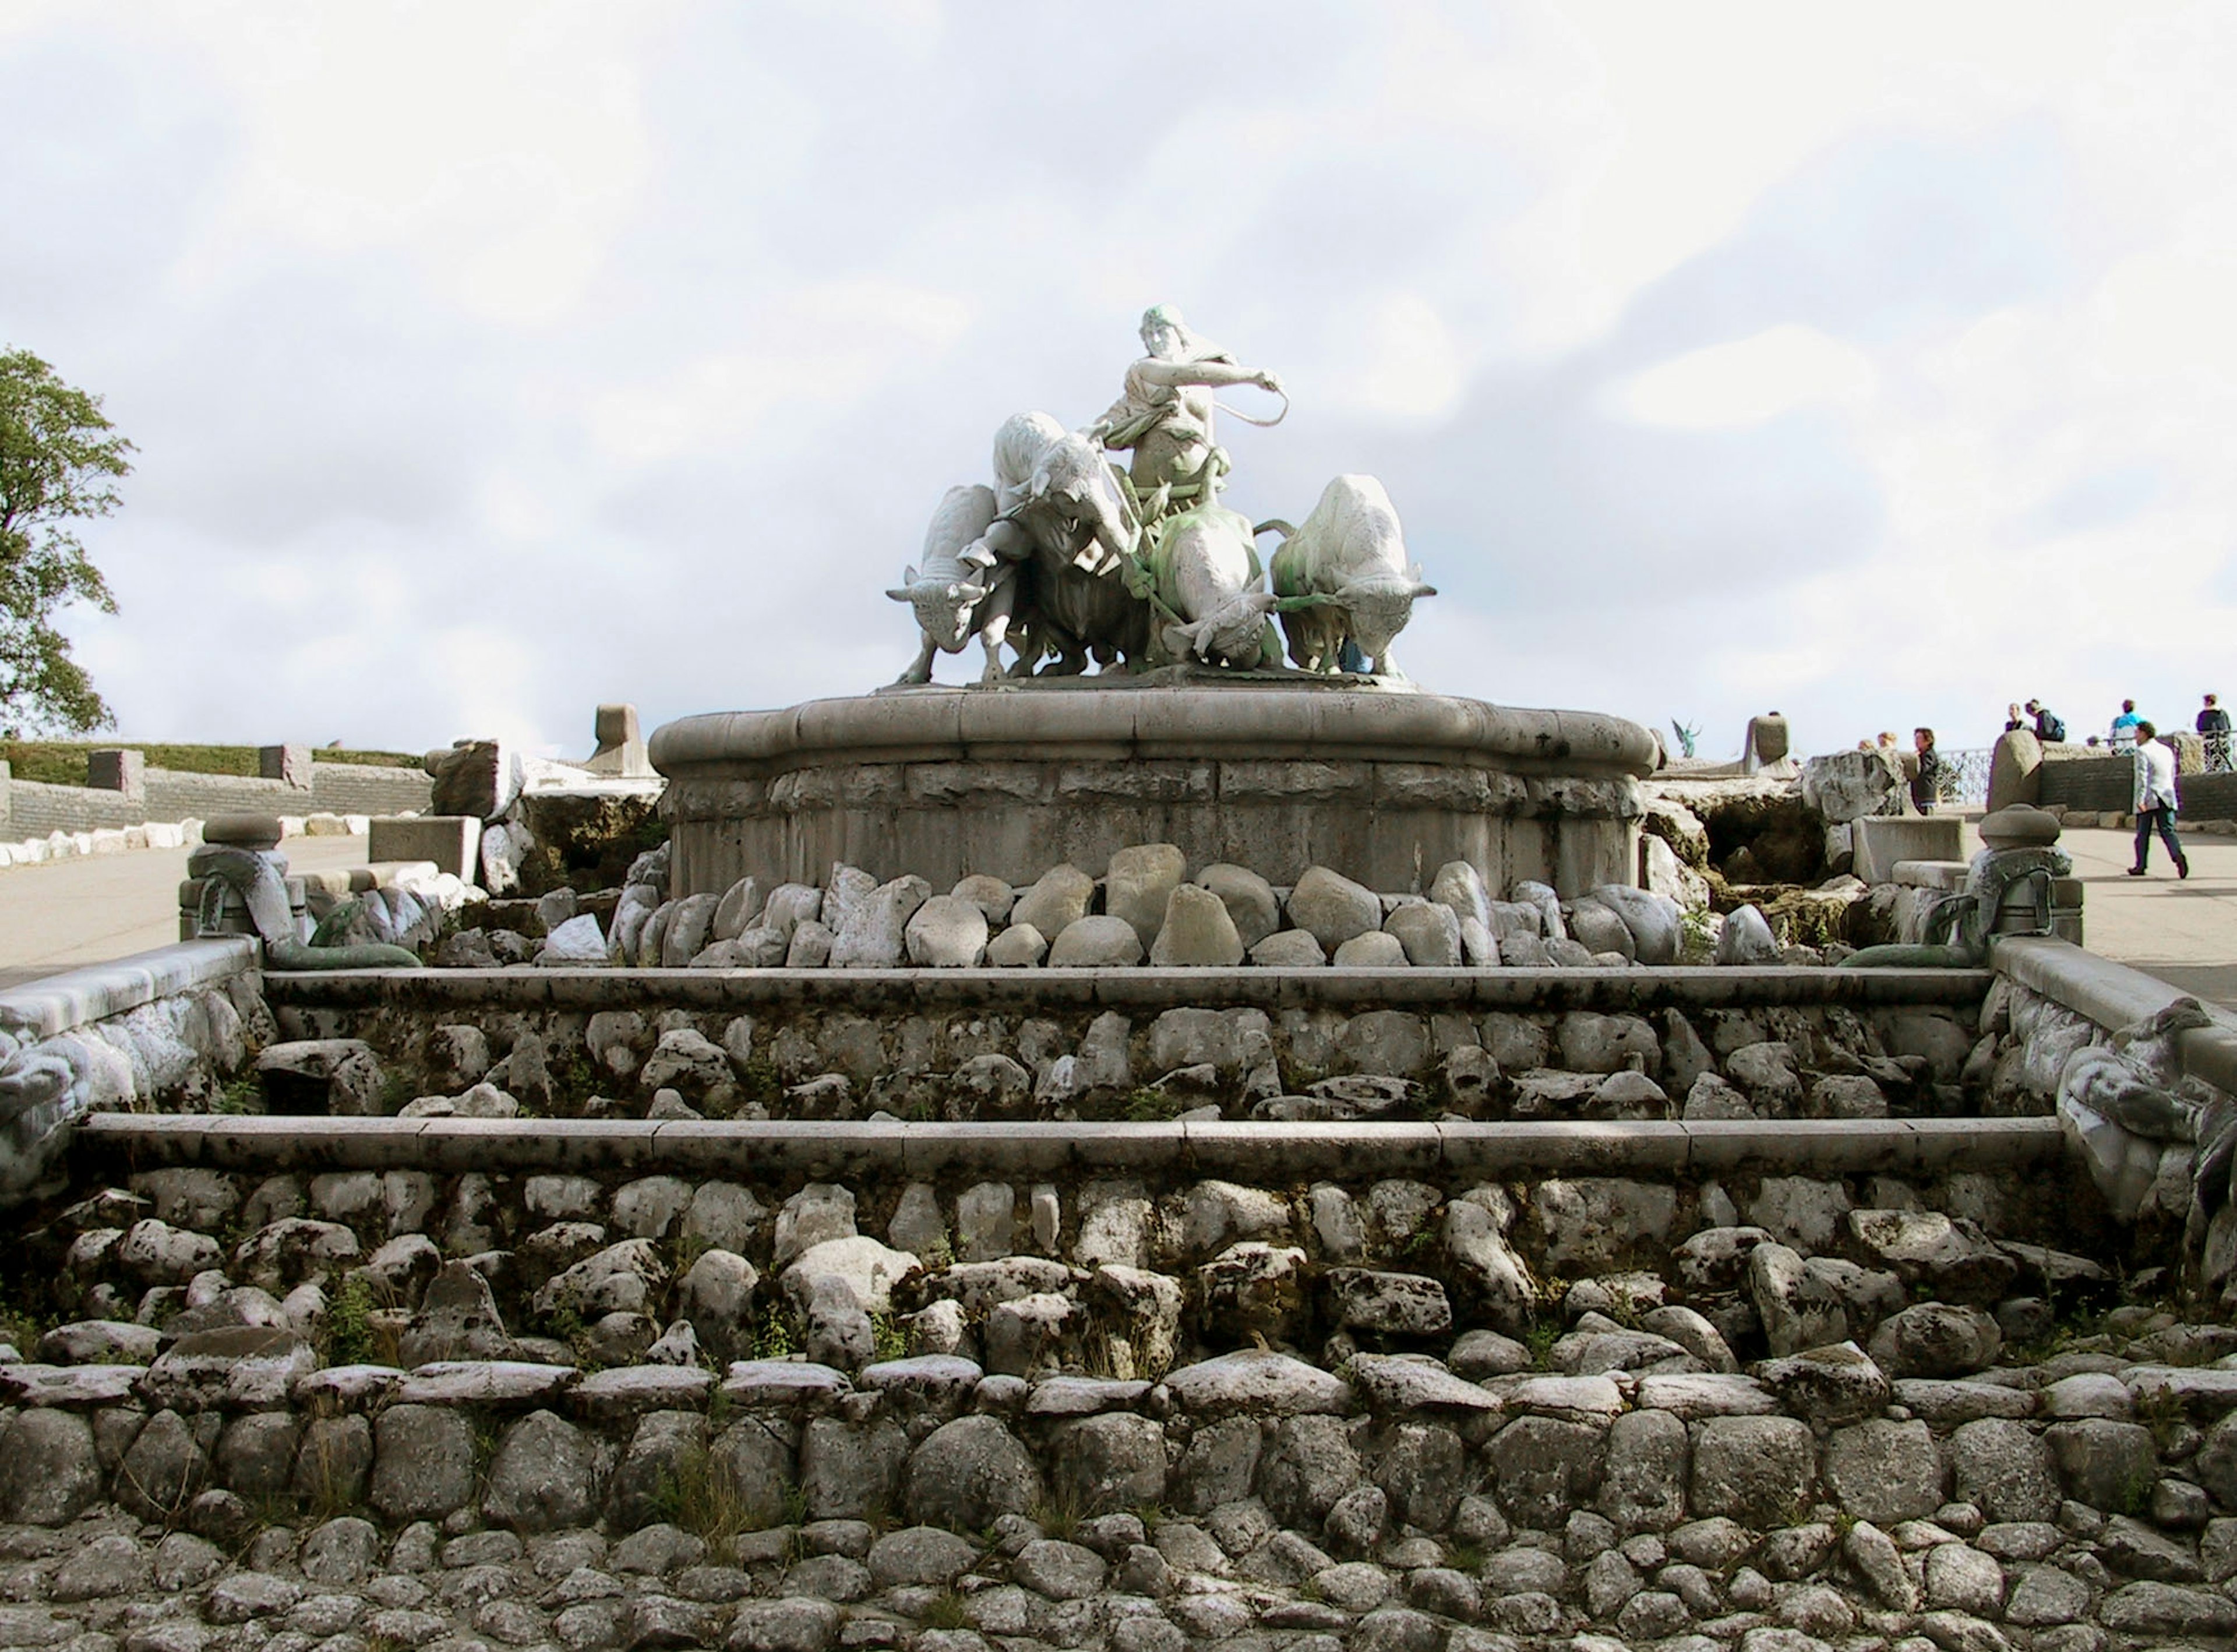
888,483,1006,685
1134,500,1285,669
964,412,1154,677
1266,475,1435,679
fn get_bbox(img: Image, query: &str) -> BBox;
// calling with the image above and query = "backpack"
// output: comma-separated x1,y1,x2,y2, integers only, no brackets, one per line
2039,712,2066,742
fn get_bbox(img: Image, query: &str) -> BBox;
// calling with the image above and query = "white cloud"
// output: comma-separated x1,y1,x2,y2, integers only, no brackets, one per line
13,0,2237,772
1613,326,1878,430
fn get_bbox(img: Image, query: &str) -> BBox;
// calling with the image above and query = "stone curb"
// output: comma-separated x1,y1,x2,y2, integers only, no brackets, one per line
0,938,256,1040
650,692,1661,776
78,1113,2064,1178
263,962,1993,1014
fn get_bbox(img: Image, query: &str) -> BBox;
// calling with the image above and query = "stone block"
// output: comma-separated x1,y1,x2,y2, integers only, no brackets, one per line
258,745,313,789
86,749,144,800
587,703,652,777
368,816,479,881
1853,816,1967,883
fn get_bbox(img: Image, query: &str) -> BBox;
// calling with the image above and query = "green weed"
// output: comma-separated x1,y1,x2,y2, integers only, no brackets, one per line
652,1447,756,1541
1123,1087,1184,1122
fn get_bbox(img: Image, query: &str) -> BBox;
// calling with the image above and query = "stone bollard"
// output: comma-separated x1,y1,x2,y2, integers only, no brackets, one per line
587,703,652,778
258,744,313,789
1985,729,2043,812
1742,712,1789,774
86,749,144,801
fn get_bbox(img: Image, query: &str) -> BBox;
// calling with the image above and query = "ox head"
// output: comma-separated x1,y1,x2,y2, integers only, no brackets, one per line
1281,565,1435,670
1164,590,1280,669
885,562,990,651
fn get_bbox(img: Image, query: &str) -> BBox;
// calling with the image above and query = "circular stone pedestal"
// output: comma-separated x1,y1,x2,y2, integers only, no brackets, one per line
650,683,1657,899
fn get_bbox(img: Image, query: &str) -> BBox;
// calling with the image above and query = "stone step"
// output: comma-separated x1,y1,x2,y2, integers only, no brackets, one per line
77,1113,2060,1180
263,961,1992,1012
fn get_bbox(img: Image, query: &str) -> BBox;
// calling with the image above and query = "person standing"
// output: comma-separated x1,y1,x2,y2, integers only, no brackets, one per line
2111,700,2141,748
2128,721,2190,878
2199,693,2231,772
1910,728,1945,814
2027,700,2067,742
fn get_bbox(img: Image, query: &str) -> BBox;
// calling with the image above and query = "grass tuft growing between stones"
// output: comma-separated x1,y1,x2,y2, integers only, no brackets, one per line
921,1591,969,1631
653,1446,760,1541
1029,1485,1083,1542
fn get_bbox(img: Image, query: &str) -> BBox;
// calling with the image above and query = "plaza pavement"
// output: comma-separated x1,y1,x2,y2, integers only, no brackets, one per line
0,833,375,991
0,821,2232,1009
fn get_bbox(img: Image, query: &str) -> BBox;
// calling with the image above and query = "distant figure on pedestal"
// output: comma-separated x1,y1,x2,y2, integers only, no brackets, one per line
1092,305,1285,504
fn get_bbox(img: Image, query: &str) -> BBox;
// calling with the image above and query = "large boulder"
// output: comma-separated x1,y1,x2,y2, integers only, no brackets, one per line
1106,845,1187,949
1011,865,1096,940
1151,885,1245,966
903,896,989,968
1287,867,1382,951
830,876,932,969
1801,749,1908,824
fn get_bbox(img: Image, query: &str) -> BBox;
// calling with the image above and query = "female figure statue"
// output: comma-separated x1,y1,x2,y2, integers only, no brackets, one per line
1092,305,1284,504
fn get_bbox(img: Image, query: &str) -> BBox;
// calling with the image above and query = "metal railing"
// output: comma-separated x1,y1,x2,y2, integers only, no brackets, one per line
1936,748,1993,808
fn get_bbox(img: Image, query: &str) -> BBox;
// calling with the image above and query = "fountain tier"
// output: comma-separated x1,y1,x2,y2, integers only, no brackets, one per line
650,683,1656,898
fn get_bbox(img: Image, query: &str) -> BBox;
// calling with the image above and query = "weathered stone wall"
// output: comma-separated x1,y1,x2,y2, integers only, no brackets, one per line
0,942,271,1203
1,761,432,840
259,969,1994,1127
0,1143,2222,1652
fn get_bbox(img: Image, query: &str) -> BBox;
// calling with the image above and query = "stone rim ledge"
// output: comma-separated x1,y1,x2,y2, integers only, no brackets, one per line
0,939,257,1042
261,964,1994,1014
1992,934,2237,1099
75,1114,2066,1178
649,691,1661,779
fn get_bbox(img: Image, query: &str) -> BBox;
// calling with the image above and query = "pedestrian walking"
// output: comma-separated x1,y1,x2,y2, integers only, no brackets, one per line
2127,721,2190,878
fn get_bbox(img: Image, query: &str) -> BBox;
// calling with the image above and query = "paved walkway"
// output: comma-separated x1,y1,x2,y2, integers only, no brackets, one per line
2052,822,2237,1012
0,835,374,992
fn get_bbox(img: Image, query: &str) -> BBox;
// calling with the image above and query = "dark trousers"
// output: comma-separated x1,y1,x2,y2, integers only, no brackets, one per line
2136,806,2187,871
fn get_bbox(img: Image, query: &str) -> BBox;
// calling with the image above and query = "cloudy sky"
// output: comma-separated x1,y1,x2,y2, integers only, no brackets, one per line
5,1,2235,762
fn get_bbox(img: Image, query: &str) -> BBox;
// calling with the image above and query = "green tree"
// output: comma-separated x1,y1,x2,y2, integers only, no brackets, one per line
0,348,133,734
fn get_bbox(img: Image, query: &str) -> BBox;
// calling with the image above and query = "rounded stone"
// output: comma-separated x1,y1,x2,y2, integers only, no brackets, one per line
1150,884,1245,966
1250,929,1326,966
1195,863,1280,948
904,896,990,968
1288,865,1382,951
1333,931,1408,967
1048,915,1145,968
1106,843,1187,948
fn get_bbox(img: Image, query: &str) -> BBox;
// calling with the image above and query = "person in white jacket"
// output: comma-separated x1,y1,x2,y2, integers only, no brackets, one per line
2129,721,2190,878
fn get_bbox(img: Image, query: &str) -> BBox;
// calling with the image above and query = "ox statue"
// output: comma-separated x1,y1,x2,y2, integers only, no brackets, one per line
1266,474,1435,679
1135,500,1284,669
887,483,1006,685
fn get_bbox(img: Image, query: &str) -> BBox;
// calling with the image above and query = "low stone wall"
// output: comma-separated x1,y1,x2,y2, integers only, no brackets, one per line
258,966,1994,1127
0,1118,2214,1652
0,940,2228,1651
1,761,432,840
0,941,270,1202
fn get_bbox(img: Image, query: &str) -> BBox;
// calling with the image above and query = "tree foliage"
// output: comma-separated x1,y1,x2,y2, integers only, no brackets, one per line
0,348,133,735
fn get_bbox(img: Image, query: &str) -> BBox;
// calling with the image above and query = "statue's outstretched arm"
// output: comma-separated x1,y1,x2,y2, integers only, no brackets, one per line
1130,356,1279,393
